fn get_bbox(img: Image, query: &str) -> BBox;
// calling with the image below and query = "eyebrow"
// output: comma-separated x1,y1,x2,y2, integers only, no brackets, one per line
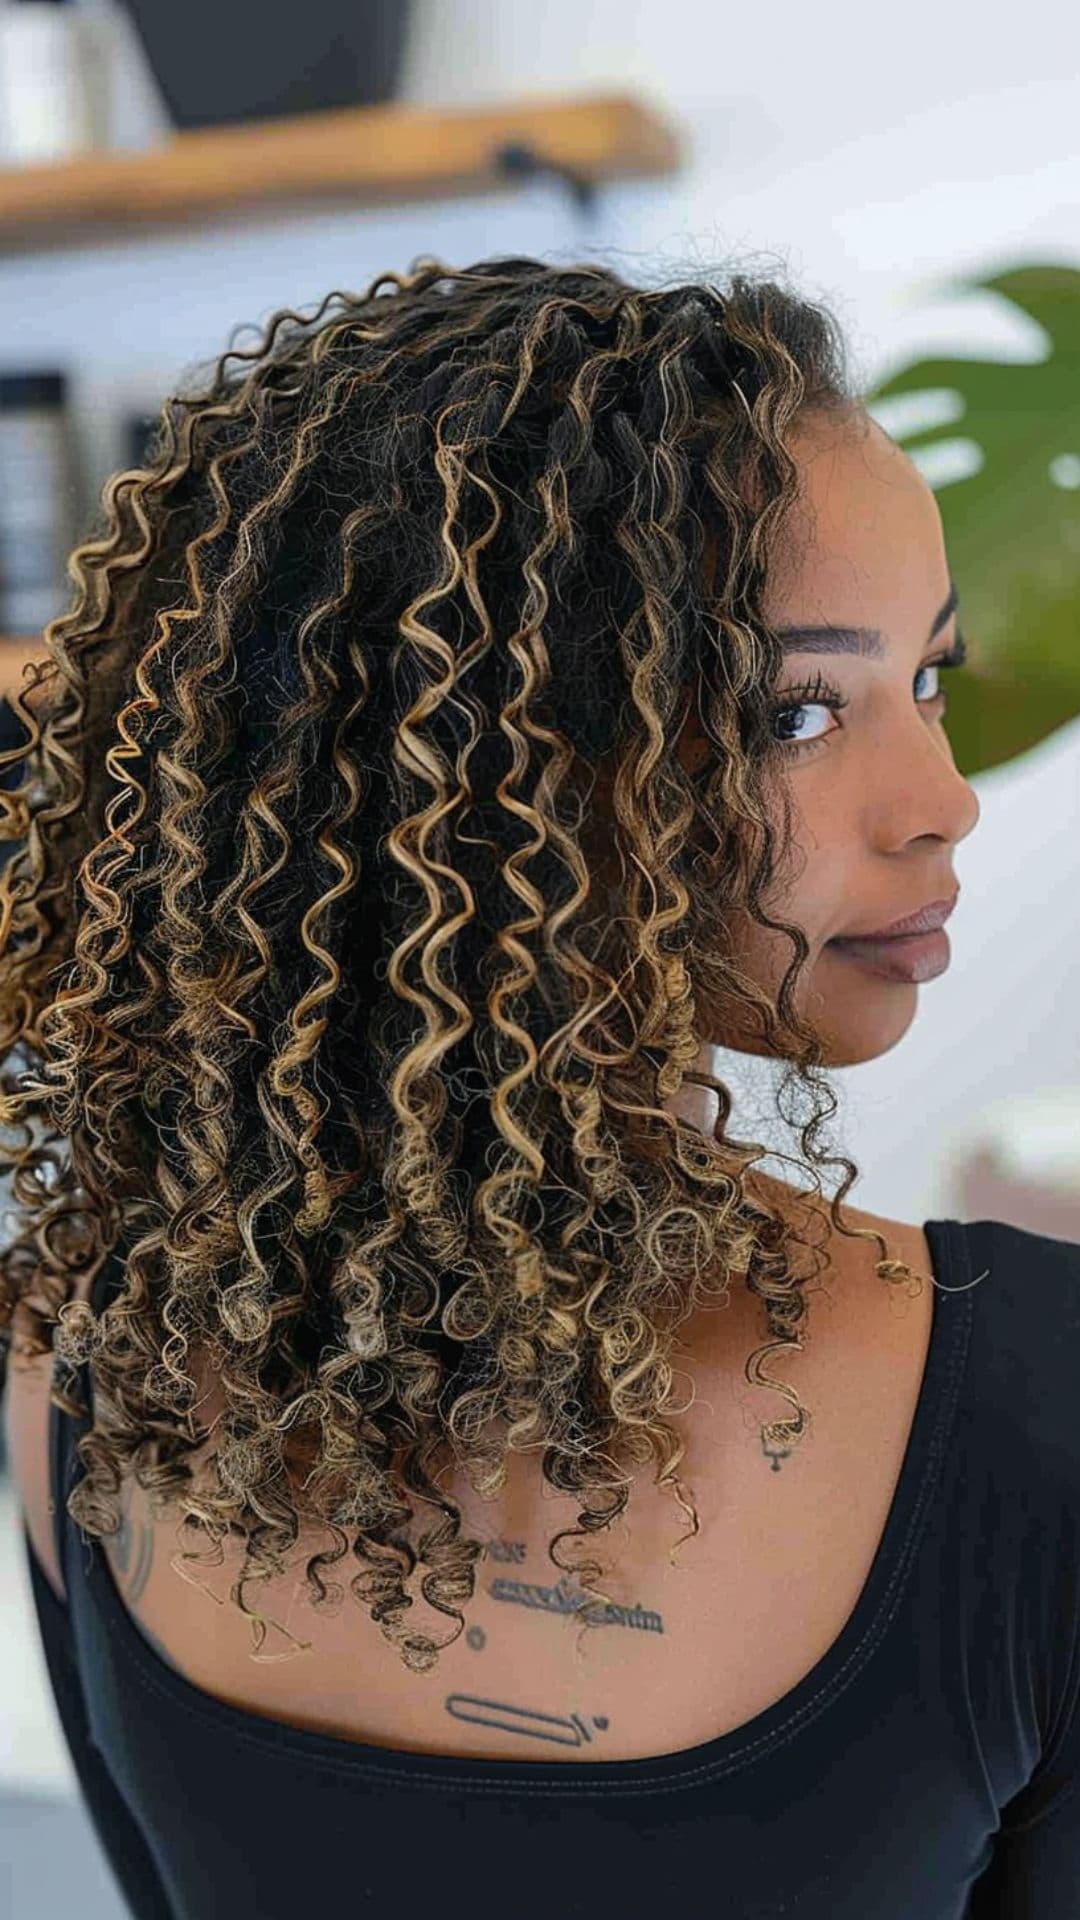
773,581,959,659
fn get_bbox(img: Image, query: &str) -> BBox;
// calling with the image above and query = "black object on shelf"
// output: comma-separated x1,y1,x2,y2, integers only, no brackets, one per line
0,687,31,880
119,0,413,132
125,410,160,472
0,368,78,639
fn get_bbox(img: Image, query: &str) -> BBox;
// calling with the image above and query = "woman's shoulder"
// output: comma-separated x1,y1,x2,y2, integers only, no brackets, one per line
742,1167,931,1287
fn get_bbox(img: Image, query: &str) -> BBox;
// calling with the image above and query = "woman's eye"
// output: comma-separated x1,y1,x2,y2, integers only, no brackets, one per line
769,675,848,750
773,705,832,749
771,656,951,753
773,704,833,748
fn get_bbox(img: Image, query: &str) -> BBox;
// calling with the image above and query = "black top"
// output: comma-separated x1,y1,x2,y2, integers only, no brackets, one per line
22,1216,1080,1918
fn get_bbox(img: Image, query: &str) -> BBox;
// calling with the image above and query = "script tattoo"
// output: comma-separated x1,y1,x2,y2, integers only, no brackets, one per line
439,1533,665,1751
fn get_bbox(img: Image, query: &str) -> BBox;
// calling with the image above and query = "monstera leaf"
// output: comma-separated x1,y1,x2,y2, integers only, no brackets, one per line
863,262,1080,777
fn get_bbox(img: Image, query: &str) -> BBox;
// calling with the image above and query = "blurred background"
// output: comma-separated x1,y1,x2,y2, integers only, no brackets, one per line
0,1,1077,1911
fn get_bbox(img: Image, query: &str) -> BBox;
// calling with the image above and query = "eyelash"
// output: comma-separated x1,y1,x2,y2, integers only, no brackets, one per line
770,632,969,754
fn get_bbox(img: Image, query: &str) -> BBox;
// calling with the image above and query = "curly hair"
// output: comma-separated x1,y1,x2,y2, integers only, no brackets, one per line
0,252,927,1675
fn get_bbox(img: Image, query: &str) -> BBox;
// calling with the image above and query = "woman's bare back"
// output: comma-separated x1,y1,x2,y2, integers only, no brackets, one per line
100,1182,935,1767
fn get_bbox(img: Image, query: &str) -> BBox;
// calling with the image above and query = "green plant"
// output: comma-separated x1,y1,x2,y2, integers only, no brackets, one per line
865,262,1080,775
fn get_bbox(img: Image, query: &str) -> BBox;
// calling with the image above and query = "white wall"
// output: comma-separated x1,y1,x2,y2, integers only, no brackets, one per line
3,0,1078,1225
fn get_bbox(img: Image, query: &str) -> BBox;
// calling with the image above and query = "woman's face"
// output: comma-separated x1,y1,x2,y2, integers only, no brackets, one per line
678,403,981,1085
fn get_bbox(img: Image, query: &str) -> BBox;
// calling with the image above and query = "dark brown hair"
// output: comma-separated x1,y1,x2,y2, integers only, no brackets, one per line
0,253,924,1673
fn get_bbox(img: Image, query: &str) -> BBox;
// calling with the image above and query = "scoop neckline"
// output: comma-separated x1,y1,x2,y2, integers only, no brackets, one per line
57,1217,975,1795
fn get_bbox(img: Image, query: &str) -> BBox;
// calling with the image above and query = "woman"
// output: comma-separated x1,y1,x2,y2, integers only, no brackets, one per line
3,255,1078,1918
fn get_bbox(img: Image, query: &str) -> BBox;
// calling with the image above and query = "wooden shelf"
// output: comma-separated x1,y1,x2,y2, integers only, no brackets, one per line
0,636,47,659
0,90,683,253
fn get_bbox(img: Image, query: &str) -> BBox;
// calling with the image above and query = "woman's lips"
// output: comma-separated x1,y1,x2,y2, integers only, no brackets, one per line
827,928,951,983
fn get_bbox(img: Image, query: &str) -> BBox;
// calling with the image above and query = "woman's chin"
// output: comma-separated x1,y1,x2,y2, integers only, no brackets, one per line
808,970,919,1067
701,949,920,1067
